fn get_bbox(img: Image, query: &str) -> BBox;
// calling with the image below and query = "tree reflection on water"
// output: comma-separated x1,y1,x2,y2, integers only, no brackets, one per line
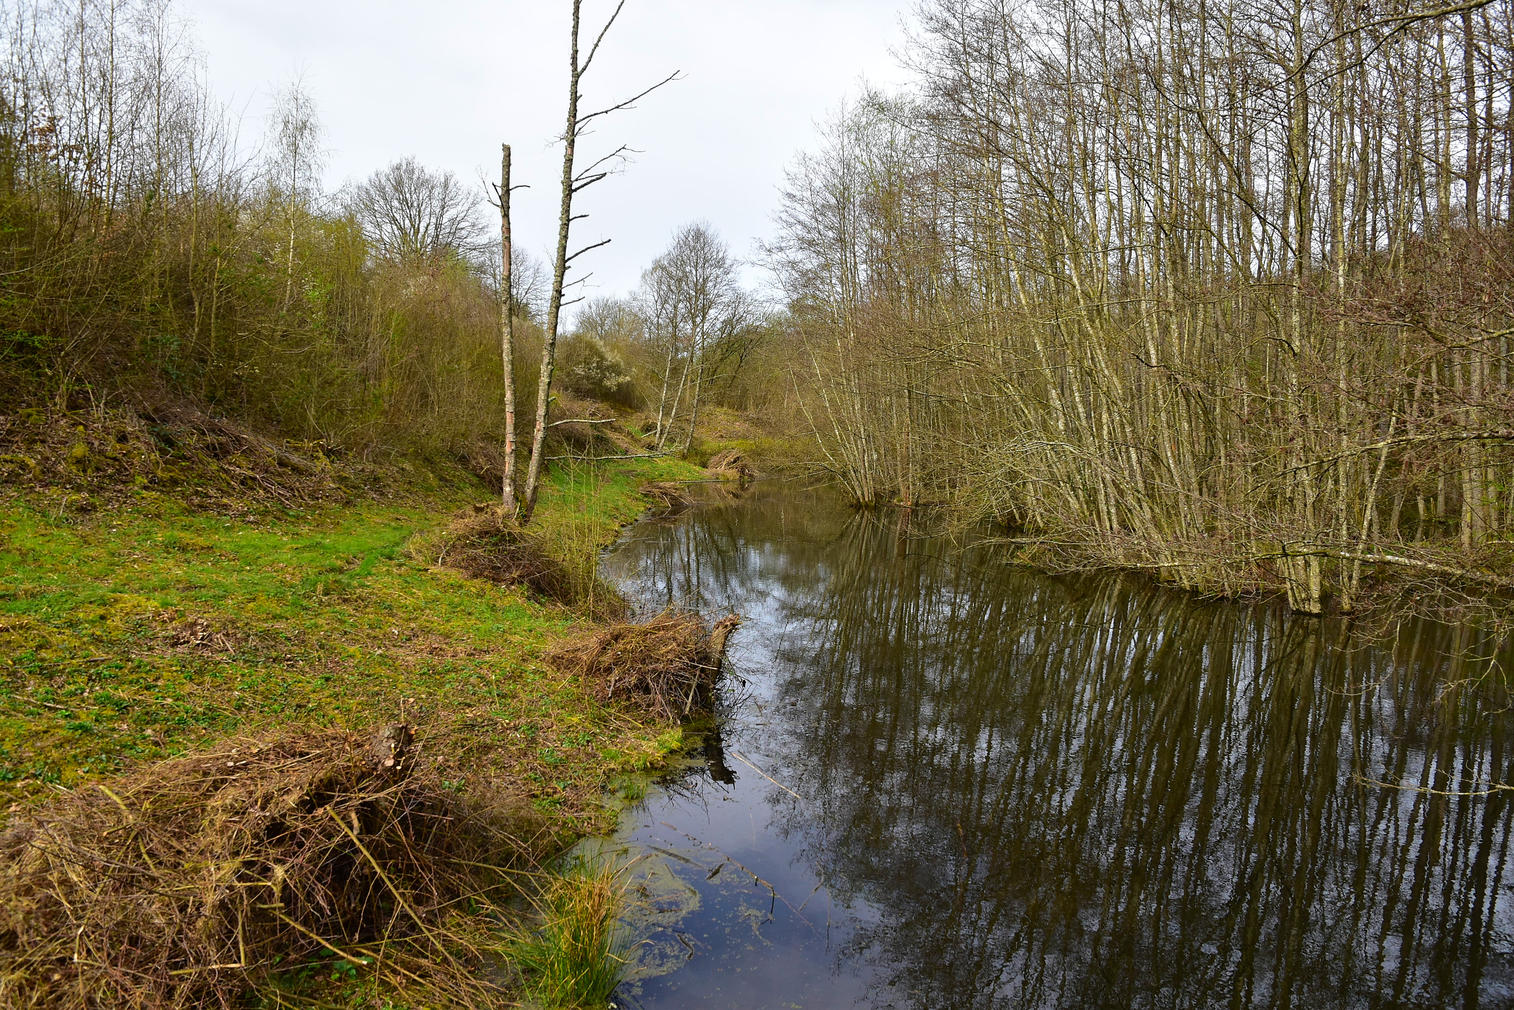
602,485,1513,1010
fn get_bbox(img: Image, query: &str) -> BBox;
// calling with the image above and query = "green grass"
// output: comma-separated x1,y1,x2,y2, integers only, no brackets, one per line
0,453,704,822
510,859,630,1009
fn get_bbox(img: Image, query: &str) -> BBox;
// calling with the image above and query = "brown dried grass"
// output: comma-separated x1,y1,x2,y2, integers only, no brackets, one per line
164,614,249,655
548,611,741,721
0,727,548,1009
0,403,346,513
456,439,511,490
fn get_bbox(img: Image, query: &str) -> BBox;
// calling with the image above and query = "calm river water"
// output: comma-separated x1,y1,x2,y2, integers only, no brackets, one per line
591,482,1514,1010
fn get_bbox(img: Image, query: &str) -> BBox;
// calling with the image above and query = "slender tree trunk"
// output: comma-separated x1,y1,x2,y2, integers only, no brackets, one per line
681,328,708,454
284,141,298,314
653,334,676,445
653,307,681,448
519,1,584,525
499,143,519,510
661,328,696,452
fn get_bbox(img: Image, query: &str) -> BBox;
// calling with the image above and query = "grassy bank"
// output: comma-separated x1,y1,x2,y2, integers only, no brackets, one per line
0,454,700,815
0,440,708,1006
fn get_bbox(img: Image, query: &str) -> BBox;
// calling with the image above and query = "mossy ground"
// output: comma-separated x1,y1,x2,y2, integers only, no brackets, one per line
0,453,703,829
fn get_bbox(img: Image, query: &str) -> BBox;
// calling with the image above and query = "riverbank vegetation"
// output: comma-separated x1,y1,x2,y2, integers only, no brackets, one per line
508,858,631,1010
0,456,698,805
0,442,718,1005
0,4,757,1002
768,0,1514,619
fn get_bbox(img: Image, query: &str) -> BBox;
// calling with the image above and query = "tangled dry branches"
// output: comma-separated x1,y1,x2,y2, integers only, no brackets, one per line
0,727,547,1009
548,611,741,721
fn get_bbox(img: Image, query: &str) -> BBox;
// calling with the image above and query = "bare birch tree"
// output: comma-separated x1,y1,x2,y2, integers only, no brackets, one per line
270,79,321,316
497,143,520,506
512,0,678,524
639,223,744,451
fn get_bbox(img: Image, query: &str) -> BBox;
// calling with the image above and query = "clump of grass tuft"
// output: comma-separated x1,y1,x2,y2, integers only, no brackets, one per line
510,859,629,1009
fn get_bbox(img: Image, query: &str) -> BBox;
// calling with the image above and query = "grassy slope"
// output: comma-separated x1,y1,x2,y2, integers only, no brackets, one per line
0,454,703,828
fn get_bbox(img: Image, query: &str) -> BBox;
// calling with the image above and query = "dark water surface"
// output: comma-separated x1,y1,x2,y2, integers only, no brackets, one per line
591,483,1514,1010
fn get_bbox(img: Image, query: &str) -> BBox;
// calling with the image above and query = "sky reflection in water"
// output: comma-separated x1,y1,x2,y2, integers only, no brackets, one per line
594,484,1514,1010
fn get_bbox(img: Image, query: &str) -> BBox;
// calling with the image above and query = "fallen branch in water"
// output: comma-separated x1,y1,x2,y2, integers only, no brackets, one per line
1253,547,1514,591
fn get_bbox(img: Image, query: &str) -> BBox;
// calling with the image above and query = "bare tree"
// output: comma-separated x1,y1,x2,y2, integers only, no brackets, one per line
507,244,549,321
269,78,321,314
498,144,519,506
512,0,678,524
639,223,745,451
350,155,486,265
575,295,642,345
477,239,548,320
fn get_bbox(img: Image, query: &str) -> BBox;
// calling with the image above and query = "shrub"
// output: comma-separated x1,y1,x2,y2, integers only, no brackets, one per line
557,336,639,408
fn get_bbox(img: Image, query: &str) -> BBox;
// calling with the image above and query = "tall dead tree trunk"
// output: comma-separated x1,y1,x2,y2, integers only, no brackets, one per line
518,1,585,526
515,0,677,525
499,143,518,509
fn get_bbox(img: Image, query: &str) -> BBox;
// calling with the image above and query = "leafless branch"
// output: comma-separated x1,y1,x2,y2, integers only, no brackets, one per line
577,71,683,127
566,238,612,264
580,0,629,76
546,417,617,428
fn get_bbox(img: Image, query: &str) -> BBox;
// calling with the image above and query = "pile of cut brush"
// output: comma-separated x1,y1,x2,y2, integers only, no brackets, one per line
0,726,544,1009
422,507,578,604
705,448,755,484
0,402,353,511
418,506,628,619
640,480,694,514
550,611,741,721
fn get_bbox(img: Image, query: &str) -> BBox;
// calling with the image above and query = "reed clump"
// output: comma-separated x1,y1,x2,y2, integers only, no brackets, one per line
548,611,741,720
0,726,548,1009
508,859,629,1010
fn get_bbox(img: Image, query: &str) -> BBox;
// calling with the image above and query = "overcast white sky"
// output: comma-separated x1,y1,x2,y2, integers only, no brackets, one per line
177,0,916,304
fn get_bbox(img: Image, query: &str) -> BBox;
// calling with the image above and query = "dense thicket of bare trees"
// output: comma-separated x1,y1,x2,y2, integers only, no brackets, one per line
638,223,750,451
774,0,1514,613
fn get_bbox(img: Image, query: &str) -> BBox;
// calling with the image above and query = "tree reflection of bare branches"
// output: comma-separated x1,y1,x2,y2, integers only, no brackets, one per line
602,486,1514,1010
